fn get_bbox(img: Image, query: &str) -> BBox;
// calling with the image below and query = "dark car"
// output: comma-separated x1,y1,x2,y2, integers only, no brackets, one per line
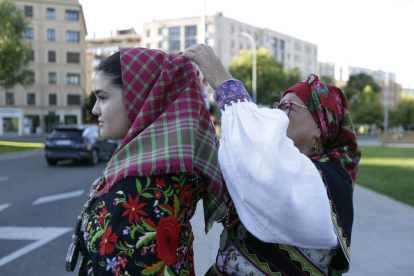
44,124,118,166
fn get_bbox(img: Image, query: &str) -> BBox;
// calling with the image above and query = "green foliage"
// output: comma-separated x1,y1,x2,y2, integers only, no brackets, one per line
0,0,32,88
344,74,383,124
358,146,414,207
347,73,380,94
228,48,301,106
388,98,414,129
320,75,334,85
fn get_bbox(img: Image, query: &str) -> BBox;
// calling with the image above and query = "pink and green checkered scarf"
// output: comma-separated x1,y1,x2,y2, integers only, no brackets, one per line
95,48,229,232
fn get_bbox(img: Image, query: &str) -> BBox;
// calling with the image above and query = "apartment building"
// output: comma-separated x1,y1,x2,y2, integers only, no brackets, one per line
142,13,318,78
0,0,87,135
318,62,402,110
85,28,141,100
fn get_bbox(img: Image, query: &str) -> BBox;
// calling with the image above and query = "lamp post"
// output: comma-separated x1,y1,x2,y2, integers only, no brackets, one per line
237,32,257,104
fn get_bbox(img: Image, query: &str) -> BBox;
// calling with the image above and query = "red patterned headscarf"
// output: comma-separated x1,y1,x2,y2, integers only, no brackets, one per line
283,74,361,189
94,48,229,232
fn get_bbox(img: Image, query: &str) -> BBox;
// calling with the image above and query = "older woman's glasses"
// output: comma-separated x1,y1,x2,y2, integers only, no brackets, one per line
272,100,308,117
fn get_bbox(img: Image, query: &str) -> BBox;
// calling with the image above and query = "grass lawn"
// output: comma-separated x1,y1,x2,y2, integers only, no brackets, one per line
357,146,414,207
0,145,43,155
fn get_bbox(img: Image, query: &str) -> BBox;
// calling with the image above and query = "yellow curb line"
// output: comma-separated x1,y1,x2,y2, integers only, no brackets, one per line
0,141,45,148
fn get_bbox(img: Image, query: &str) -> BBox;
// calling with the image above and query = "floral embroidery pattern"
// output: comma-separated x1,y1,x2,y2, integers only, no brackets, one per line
82,173,204,276
215,80,252,110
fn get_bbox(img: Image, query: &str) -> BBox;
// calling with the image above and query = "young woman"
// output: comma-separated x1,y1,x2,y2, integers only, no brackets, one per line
65,48,229,276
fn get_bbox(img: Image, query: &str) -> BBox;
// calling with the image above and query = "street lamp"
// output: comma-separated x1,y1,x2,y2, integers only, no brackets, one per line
235,32,257,104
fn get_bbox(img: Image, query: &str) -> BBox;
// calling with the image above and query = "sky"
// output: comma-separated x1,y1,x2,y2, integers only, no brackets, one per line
79,0,414,88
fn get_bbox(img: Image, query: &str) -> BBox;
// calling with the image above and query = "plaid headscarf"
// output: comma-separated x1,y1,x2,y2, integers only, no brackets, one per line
283,74,361,190
94,48,229,232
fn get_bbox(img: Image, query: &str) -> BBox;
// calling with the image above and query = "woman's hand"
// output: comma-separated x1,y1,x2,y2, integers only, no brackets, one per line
180,44,233,90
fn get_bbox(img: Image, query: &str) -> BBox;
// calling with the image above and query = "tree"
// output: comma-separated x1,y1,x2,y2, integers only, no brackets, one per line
85,92,98,123
389,98,414,129
356,85,383,125
228,48,301,106
320,75,334,85
346,73,380,94
0,0,32,88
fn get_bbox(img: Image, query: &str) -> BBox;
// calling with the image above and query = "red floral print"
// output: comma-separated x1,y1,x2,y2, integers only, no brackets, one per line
154,190,162,199
156,216,181,266
97,206,108,226
156,178,166,187
99,226,118,256
122,194,148,224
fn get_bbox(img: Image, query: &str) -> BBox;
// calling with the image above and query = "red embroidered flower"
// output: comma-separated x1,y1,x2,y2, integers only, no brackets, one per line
154,190,162,199
97,206,108,226
156,216,181,266
122,194,148,224
99,226,118,256
156,178,166,187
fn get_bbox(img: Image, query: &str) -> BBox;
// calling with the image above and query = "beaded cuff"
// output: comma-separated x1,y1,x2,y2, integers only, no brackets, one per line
214,80,252,110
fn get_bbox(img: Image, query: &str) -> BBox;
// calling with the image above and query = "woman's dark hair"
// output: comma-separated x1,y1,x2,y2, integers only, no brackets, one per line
97,51,123,89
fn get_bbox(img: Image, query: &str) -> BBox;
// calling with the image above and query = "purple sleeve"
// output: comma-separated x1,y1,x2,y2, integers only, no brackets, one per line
214,79,252,110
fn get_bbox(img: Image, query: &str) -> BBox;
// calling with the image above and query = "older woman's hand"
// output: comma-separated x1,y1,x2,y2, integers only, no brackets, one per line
181,44,233,90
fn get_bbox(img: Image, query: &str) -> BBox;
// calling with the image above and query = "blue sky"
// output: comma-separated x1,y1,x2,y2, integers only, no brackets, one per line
79,0,414,88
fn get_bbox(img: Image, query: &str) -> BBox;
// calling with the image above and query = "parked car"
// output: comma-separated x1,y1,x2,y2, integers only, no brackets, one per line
44,124,118,166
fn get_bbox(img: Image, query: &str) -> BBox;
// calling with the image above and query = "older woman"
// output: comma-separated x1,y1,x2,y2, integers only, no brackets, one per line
181,45,360,276
65,48,229,276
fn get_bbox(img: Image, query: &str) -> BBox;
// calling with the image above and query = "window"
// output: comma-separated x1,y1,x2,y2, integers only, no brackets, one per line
185,26,197,37
146,30,150,37
185,39,196,48
65,115,77,124
67,74,80,85
294,55,301,62
5,92,14,105
146,43,150,49
271,37,277,47
169,40,180,52
29,50,35,61
280,40,285,50
67,95,81,105
49,94,57,105
66,31,79,42
231,40,234,48
48,72,57,84
305,46,312,55
231,26,235,35
89,71,95,79
47,8,55,19
65,10,78,21
26,28,34,39
27,71,35,84
287,53,291,60
278,52,284,62
239,42,243,50
158,28,163,35
169,27,180,38
47,29,56,41
27,93,36,105
66,52,80,63
158,41,162,48
25,6,33,17
48,51,56,62
89,59,101,67
294,43,301,51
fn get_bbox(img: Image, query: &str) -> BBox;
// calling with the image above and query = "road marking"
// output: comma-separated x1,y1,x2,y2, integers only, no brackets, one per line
0,203,11,212
0,177,9,182
32,189,85,205
0,150,43,161
0,226,72,267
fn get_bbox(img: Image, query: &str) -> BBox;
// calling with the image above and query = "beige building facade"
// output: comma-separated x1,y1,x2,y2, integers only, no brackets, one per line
0,0,87,135
318,62,402,110
142,13,318,78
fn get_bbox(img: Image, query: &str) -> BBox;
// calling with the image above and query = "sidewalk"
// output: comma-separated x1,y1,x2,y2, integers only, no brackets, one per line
191,184,414,275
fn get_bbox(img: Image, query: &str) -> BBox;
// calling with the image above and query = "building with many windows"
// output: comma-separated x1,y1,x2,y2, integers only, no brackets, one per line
0,0,87,135
85,28,141,107
318,62,402,110
142,13,318,79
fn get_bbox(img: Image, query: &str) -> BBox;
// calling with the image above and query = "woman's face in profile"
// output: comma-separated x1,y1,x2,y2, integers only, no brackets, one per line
92,72,128,140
